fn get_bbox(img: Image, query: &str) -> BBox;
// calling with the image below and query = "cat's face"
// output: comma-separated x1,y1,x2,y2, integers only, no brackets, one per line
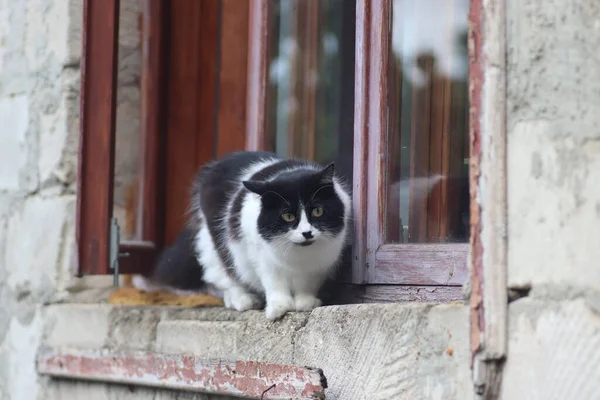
243,163,346,247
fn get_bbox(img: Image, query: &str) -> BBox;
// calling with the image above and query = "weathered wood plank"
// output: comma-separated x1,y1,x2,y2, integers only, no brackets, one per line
351,0,371,284
38,348,327,400
373,243,469,285
364,0,390,283
469,0,508,364
363,285,464,303
469,0,508,396
333,284,465,304
353,0,391,283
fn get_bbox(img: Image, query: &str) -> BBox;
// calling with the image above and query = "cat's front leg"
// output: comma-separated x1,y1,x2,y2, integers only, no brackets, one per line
294,294,322,312
264,291,295,320
258,264,295,320
223,285,263,312
291,273,325,312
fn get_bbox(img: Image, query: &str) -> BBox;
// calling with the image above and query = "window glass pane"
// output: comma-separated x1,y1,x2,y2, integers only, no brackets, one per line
113,0,142,241
266,0,356,181
387,0,470,244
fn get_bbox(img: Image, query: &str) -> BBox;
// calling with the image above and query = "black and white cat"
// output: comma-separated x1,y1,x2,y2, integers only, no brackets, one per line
133,151,351,320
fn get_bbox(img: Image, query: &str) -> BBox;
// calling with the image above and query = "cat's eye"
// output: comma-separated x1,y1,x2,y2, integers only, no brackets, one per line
281,213,296,222
312,207,324,217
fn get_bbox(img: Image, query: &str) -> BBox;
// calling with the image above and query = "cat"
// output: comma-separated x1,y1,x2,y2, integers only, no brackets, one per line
133,151,352,320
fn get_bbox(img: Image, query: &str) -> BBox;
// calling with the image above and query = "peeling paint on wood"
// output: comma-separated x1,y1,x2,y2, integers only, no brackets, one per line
37,347,327,399
374,244,469,285
468,0,508,397
468,0,508,361
468,0,485,363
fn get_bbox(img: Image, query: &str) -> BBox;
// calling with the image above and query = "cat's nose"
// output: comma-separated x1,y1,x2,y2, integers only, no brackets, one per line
302,231,313,239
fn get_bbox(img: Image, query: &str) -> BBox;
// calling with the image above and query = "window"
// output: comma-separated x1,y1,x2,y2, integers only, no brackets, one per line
77,0,470,304
76,0,251,275
348,0,470,301
265,0,355,183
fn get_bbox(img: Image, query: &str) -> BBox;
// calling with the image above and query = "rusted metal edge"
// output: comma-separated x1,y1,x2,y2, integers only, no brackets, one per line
37,347,327,400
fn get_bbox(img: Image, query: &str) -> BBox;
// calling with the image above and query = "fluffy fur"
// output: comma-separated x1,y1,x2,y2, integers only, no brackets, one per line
134,151,351,320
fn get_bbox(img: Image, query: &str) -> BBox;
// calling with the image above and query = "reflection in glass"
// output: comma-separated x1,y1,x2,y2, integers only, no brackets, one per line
113,0,142,240
387,0,470,244
266,0,356,181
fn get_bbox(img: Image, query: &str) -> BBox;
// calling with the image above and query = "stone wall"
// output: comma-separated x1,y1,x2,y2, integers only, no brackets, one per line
502,0,600,397
0,0,80,398
0,0,141,399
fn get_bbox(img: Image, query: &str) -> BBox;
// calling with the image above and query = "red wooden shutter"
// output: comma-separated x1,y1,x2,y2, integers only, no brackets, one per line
77,0,168,276
75,0,120,276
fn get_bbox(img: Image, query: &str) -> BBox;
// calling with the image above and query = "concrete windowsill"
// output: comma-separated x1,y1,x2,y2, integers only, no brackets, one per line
40,288,474,399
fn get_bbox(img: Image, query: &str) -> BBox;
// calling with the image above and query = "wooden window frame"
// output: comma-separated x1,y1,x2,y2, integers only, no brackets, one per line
246,0,271,151
76,0,251,276
76,0,167,276
352,0,469,288
245,0,468,302
76,0,119,275
76,0,479,308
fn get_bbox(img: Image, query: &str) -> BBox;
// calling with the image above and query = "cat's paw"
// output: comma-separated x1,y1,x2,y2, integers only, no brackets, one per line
294,295,322,312
265,296,295,320
224,288,262,312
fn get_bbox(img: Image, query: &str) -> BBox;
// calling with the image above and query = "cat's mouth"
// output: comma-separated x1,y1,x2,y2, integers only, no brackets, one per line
295,240,315,247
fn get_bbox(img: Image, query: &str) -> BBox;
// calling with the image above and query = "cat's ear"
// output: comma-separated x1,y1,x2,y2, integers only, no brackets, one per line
243,180,268,195
318,162,335,185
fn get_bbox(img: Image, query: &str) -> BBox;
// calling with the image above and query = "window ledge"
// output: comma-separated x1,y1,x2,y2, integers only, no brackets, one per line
40,299,474,399
38,347,327,399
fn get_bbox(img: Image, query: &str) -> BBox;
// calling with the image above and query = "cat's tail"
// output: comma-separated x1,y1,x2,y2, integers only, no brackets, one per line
132,226,207,294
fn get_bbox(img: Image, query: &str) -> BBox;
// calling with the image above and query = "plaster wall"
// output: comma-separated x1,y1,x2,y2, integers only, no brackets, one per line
503,0,600,397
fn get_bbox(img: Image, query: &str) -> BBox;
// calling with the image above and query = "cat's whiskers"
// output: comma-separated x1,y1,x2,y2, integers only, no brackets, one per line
283,242,294,260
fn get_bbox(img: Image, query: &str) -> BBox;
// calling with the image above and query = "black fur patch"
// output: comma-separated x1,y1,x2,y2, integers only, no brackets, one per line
243,164,346,242
194,152,277,273
228,159,308,240
148,226,205,290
